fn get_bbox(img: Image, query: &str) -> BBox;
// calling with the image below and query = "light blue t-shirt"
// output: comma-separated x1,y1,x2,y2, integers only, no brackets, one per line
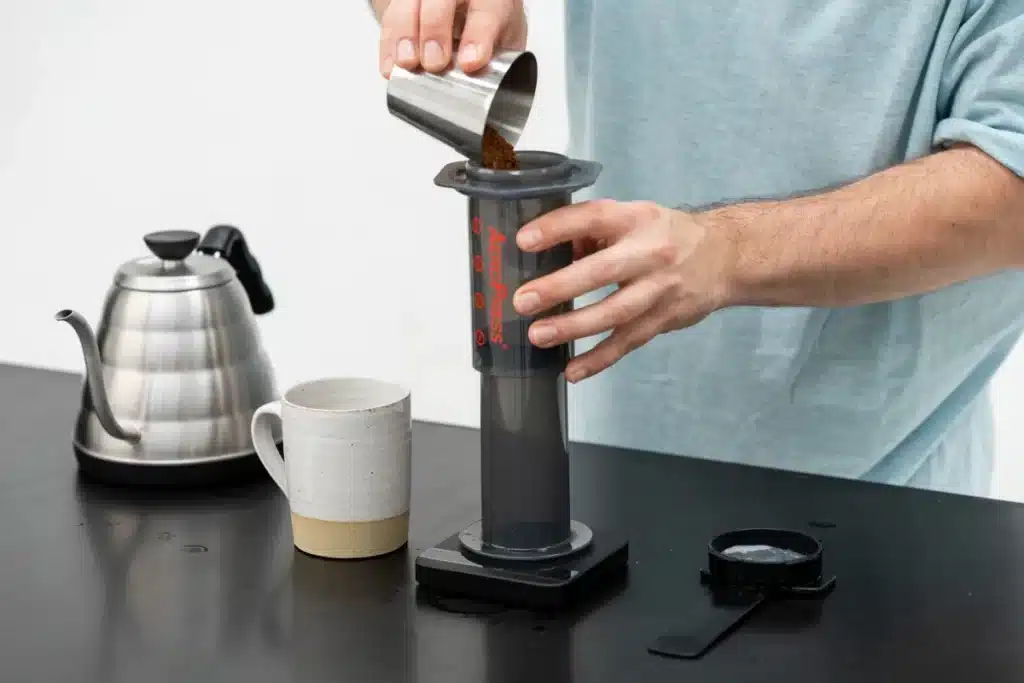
562,0,1024,496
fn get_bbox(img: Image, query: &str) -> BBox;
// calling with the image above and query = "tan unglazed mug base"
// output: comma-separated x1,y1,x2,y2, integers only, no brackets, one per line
291,510,410,559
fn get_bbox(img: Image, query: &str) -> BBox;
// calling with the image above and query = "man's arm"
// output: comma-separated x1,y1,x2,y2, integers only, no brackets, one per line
697,2,1024,310
713,144,1024,309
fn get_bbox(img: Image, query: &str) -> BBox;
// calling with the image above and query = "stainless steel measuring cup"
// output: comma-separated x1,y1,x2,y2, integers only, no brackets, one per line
386,49,538,162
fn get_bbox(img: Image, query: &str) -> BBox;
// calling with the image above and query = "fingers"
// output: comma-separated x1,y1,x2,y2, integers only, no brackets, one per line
513,238,661,315
380,0,459,75
564,297,675,382
526,276,666,348
572,236,608,261
419,0,459,71
380,0,518,78
380,0,421,77
457,0,513,71
572,238,585,261
517,199,634,252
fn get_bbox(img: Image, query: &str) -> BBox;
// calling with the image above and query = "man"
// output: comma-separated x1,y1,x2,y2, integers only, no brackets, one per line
371,0,1024,497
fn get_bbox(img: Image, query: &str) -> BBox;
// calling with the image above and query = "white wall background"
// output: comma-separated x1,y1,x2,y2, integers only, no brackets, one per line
3,1,1022,500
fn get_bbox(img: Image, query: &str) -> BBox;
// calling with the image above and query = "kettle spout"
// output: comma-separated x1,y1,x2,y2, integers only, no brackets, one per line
55,309,142,444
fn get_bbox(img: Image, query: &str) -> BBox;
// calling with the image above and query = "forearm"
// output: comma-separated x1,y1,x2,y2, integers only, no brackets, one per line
711,145,1024,308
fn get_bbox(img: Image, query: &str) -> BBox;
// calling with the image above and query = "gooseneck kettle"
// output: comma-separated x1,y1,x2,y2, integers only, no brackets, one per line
56,226,279,487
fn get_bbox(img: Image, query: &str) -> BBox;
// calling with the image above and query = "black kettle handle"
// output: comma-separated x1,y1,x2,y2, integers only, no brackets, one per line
197,225,275,315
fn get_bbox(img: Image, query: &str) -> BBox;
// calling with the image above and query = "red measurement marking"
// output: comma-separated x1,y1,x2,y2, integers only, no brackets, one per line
475,329,486,346
473,292,485,309
486,226,507,345
471,217,482,235
473,255,483,273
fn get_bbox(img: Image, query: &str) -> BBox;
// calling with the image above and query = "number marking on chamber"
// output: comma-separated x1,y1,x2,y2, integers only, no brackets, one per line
486,226,508,347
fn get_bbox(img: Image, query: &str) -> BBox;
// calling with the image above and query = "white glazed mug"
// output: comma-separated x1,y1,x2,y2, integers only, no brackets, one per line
251,377,412,559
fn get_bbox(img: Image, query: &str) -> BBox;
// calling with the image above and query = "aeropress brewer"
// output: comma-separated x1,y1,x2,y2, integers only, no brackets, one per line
387,50,629,609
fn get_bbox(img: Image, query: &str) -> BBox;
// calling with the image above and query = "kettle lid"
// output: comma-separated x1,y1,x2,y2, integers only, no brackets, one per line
114,230,234,292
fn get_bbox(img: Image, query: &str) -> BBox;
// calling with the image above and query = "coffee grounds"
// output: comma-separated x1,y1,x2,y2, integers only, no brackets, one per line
482,125,520,171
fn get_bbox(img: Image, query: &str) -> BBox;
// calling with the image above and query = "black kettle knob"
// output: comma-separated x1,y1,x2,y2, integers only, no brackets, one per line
197,225,275,315
144,230,201,261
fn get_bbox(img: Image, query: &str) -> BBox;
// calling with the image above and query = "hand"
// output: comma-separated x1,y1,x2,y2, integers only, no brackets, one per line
378,0,528,78
511,201,737,382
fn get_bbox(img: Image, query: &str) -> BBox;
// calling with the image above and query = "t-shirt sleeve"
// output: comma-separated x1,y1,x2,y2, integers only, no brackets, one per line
933,0,1024,177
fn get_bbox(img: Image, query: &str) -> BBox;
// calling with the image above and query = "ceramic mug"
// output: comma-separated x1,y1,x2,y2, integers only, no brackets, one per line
251,377,412,559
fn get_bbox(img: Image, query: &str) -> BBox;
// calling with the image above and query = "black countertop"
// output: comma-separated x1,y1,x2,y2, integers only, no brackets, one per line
2,362,1024,683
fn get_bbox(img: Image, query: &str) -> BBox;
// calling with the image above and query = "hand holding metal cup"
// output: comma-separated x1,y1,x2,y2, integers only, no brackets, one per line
386,47,538,163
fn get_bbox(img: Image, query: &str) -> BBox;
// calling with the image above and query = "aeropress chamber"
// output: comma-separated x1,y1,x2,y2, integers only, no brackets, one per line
413,152,630,610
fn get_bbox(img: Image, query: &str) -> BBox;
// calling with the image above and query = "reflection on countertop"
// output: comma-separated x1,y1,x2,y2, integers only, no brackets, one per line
74,476,293,681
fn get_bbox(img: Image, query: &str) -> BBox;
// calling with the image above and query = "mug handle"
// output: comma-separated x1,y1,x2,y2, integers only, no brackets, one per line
251,401,287,495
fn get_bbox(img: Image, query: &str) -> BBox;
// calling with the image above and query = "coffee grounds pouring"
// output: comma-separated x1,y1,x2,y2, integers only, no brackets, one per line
482,125,520,171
